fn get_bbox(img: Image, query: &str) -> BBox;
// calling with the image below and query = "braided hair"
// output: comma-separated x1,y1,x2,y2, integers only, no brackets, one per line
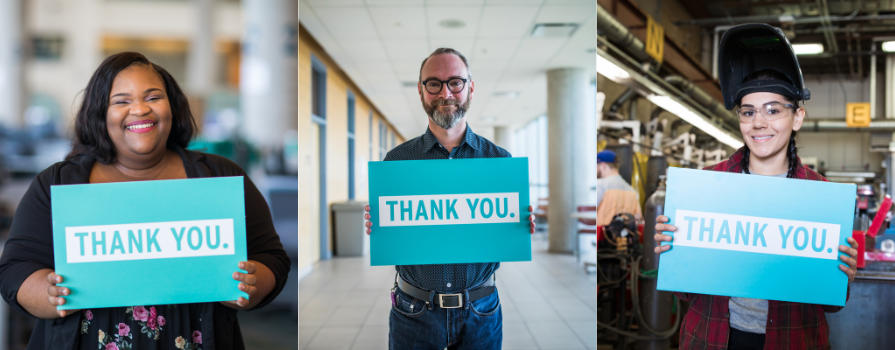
737,69,801,178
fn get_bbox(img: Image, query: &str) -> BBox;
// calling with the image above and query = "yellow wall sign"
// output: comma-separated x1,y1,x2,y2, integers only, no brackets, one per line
645,16,665,64
846,103,871,127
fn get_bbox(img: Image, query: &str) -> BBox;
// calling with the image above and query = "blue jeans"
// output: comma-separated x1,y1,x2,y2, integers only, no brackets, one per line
388,285,502,350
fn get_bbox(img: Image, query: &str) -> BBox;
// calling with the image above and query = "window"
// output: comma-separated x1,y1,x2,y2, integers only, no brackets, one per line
391,132,396,150
347,91,356,200
379,121,386,160
514,115,548,205
311,55,329,259
32,36,64,60
311,57,327,123
368,112,373,161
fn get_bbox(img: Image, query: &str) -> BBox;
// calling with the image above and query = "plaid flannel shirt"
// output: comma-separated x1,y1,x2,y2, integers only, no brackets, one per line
674,147,849,350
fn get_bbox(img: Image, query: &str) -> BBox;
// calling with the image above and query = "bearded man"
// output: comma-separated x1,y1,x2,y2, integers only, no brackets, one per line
362,48,535,350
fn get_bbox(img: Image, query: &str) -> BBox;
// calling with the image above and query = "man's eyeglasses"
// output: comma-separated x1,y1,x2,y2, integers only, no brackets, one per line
736,102,797,123
421,78,469,94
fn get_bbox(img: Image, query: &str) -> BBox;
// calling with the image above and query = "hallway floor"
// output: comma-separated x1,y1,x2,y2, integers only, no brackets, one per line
298,234,597,350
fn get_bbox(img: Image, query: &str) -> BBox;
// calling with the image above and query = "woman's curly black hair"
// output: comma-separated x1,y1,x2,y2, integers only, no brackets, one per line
66,52,197,163
736,69,801,178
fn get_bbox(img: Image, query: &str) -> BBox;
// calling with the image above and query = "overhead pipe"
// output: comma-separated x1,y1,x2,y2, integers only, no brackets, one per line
675,11,888,27
597,3,652,63
800,120,895,132
663,75,738,127
608,88,638,119
871,42,877,119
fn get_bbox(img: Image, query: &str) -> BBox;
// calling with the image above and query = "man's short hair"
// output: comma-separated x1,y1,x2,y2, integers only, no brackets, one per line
418,48,472,81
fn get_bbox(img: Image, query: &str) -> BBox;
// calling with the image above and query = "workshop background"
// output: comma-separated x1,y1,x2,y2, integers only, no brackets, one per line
598,0,895,349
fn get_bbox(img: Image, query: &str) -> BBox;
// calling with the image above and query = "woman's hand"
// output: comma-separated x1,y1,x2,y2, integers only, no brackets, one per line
221,261,276,310
46,272,80,318
364,205,537,234
653,215,677,254
364,205,372,235
527,205,536,234
838,237,860,284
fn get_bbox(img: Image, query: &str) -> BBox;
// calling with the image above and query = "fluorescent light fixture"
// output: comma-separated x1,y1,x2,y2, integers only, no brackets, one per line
597,55,630,81
883,41,895,53
646,94,744,149
493,91,520,98
531,23,579,37
792,43,824,55
439,19,466,28
825,172,876,179
826,177,865,184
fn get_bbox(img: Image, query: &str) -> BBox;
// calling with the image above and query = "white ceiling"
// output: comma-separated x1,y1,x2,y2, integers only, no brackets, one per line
299,0,596,138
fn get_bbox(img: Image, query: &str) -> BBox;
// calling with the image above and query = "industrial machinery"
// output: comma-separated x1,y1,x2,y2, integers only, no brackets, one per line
597,177,681,350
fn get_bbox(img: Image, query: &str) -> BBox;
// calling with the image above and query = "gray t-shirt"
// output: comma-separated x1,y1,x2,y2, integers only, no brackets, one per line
728,170,787,334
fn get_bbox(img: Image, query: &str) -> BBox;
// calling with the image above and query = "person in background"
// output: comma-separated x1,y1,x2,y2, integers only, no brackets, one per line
597,150,643,226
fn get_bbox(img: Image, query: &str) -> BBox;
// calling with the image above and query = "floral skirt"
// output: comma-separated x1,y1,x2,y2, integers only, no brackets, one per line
78,304,207,350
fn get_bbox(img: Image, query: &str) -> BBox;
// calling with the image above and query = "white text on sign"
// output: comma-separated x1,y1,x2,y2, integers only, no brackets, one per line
671,210,840,260
378,193,520,227
65,219,235,263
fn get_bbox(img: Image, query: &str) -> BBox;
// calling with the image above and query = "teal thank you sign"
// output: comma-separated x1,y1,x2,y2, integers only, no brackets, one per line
657,168,855,306
51,177,249,310
368,158,531,266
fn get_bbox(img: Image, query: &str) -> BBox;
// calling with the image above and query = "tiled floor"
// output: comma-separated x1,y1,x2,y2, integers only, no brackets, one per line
298,234,597,350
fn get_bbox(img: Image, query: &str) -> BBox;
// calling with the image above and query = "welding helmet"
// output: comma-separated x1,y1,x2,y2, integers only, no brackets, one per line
718,23,810,110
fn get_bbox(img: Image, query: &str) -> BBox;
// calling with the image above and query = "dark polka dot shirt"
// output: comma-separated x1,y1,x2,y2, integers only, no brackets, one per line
384,124,511,292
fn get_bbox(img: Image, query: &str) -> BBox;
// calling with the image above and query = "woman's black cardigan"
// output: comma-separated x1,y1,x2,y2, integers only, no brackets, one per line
0,146,291,350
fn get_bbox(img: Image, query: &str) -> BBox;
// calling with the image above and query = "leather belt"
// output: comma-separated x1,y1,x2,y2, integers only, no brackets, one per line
397,275,496,309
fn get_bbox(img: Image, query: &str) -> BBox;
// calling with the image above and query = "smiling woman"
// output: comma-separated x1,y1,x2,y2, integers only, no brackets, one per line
0,52,291,350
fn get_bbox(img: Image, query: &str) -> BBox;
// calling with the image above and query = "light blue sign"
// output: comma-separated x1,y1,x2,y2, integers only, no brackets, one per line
657,168,855,306
51,177,249,310
368,158,531,266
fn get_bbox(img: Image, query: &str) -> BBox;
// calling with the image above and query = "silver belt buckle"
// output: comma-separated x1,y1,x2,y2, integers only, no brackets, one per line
438,293,463,308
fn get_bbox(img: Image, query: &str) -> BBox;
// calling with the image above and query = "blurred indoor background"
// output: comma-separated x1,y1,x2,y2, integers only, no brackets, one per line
297,1,597,349
0,0,297,349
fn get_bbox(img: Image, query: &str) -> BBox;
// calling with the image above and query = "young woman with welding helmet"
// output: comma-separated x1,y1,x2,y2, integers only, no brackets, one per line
652,24,859,350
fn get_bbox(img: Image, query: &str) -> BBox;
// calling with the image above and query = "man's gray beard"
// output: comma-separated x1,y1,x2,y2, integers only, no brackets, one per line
425,98,471,129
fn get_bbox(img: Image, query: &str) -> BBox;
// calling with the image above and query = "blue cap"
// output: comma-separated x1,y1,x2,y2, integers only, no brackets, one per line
597,150,617,163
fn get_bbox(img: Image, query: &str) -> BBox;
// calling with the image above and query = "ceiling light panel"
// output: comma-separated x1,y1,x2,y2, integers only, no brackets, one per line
531,23,579,37
792,43,824,55
883,41,895,52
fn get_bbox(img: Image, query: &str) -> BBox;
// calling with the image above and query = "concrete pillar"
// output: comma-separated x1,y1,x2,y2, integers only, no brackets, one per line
547,68,590,253
67,0,101,126
241,0,298,149
0,0,23,127
494,126,514,152
886,55,895,119
187,0,216,96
